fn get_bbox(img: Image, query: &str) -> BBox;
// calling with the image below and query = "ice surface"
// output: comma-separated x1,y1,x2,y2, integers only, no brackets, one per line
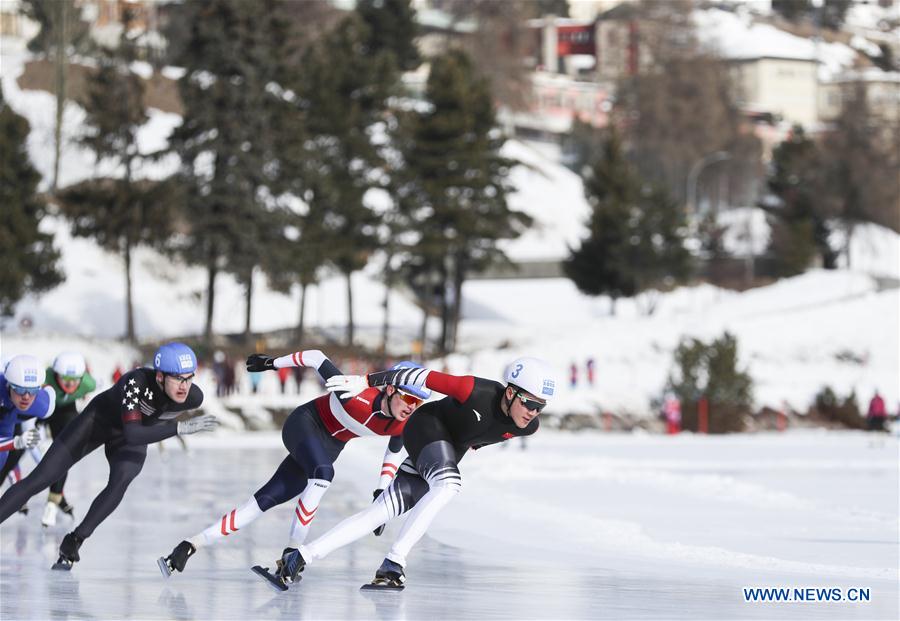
1,430,896,620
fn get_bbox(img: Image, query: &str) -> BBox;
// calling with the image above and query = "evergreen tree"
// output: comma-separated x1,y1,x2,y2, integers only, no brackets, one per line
764,126,832,276
667,332,753,433
165,0,296,341
0,84,62,317
57,13,170,342
564,129,636,311
290,13,397,346
356,0,421,72
404,49,528,352
565,128,691,314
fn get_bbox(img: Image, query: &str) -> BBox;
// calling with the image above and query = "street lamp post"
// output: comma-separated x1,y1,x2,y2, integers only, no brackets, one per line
686,151,731,217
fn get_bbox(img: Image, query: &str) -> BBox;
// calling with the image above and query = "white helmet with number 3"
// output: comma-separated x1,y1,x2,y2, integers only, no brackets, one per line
504,357,557,401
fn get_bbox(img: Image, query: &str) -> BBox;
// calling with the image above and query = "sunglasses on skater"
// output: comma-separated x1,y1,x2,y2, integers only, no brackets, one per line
8,383,40,397
395,389,423,407
164,373,195,385
515,392,546,413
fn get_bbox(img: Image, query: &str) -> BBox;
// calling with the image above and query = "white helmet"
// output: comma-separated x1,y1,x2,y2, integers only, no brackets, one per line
53,352,87,379
504,357,557,400
4,355,46,389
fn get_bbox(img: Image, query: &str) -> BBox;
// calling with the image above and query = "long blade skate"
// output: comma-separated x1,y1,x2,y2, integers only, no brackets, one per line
157,556,173,578
360,577,405,591
51,556,74,571
251,565,289,592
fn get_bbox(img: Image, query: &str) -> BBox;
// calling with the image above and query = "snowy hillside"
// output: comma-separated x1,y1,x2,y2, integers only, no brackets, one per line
2,35,898,419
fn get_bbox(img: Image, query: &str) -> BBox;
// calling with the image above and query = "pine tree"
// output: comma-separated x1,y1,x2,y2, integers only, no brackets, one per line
667,332,753,433
356,0,421,72
0,84,62,317
289,13,397,346
57,12,170,342
566,128,691,313
404,49,528,352
564,129,640,312
764,126,832,276
165,0,296,341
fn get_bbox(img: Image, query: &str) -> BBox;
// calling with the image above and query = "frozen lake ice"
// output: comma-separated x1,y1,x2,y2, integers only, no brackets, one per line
1,429,897,620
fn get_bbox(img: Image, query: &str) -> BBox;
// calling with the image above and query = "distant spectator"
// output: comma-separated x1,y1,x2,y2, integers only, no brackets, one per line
212,351,227,398
249,371,262,394
112,365,123,384
291,366,306,394
569,362,578,388
223,357,236,396
277,367,290,394
867,391,887,432
585,358,595,386
663,393,681,435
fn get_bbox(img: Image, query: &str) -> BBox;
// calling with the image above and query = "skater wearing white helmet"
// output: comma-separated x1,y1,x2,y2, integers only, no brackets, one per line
251,356,557,591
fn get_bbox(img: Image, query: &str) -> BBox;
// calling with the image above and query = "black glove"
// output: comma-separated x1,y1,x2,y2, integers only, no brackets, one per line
246,354,275,373
372,489,385,536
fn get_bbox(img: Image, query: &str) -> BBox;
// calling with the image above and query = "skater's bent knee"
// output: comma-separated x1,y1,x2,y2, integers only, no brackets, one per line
311,464,335,481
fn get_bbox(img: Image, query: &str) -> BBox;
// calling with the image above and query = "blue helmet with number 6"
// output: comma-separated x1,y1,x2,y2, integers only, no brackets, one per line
391,360,431,400
504,357,557,400
154,342,198,374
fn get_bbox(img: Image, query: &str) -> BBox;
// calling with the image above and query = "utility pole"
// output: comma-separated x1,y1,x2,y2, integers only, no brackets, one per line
52,0,68,193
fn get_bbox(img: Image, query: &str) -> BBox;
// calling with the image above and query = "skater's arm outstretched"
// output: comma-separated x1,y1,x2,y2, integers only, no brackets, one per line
327,367,476,403
247,350,344,384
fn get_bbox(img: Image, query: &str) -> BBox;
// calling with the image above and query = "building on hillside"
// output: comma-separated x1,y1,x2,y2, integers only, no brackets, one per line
819,68,900,124
75,0,168,58
728,55,820,128
503,71,612,140
0,0,39,40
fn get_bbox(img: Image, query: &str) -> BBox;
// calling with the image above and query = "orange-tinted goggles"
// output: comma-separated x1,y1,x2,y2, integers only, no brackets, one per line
395,390,423,407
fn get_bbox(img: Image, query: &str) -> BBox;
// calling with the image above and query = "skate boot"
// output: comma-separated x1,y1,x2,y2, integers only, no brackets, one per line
58,496,75,518
276,547,306,584
362,558,406,590
41,501,59,527
17,505,28,515
52,532,84,570
157,540,196,577
251,547,305,592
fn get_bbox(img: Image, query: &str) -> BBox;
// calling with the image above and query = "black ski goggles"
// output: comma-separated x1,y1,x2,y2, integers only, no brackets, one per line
515,392,546,413
164,373,195,385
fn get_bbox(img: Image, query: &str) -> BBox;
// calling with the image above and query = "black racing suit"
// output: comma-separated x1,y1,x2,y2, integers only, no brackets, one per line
0,368,203,539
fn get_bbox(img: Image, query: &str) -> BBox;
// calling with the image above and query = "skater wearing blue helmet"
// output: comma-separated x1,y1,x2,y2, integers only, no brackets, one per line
0,342,217,570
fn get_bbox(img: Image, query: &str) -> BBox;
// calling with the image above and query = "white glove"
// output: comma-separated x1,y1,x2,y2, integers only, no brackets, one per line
177,414,220,436
13,428,40,450
325,375,369,399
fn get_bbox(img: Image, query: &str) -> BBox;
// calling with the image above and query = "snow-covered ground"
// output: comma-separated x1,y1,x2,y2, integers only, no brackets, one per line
0,430,897,620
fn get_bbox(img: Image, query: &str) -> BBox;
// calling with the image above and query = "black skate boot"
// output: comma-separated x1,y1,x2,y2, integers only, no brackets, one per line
362,558,406,591
251,547,305,592
52,532,84,571
58,496,75,518
157,541,196,577
276,547,305,584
